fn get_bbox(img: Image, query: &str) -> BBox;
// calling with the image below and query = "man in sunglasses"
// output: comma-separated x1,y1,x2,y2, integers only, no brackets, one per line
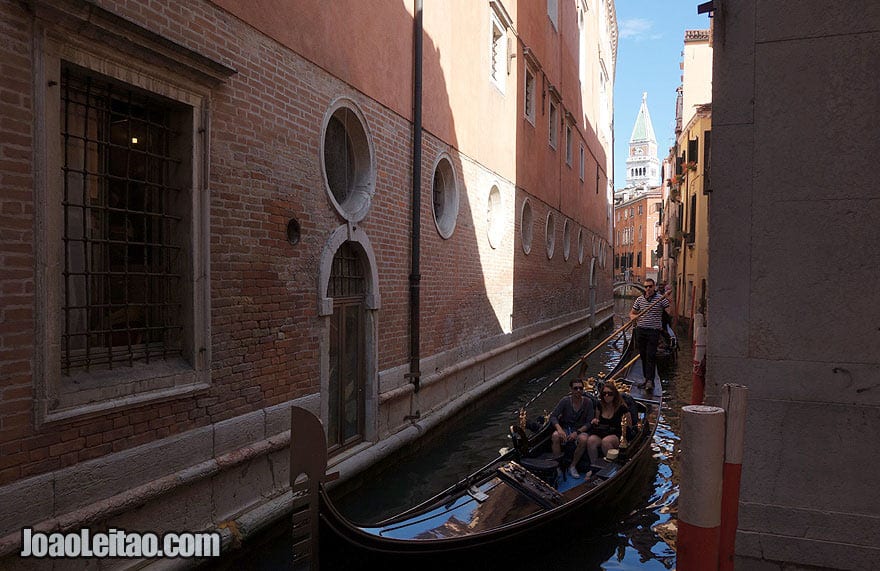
628,278,672,393
549,379,595,479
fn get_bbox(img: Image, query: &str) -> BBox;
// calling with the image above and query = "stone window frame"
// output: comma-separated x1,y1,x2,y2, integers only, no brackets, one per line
487,183,505,249
579,144,585,181
577,228,585,264
545,212,557,259
430,152,460,240
30,2,235,425
520,198,533,255
320,96,376,224
565,124,573,166
562,219,572,260
489,2,513,94
524,66,536,125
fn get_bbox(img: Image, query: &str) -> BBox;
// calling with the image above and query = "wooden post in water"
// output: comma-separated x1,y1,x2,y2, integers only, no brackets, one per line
719,384,748,571
678,404,724,571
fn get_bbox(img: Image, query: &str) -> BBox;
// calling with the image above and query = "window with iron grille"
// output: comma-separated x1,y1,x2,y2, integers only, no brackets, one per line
329,242,366,299
33,12,225,424
60,63,188,376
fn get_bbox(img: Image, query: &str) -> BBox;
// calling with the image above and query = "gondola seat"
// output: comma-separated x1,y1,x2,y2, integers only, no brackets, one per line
519,456,561,487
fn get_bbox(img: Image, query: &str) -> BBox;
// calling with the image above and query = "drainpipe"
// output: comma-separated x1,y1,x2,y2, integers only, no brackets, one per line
407,0,423,399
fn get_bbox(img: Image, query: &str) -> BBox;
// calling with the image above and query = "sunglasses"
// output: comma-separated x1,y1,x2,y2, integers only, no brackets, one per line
572,386,584,390
602,391,614,396
643,284,654,288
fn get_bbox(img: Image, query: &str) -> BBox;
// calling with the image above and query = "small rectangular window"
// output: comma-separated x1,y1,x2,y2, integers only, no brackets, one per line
579,145,585,181
688,138,699,164
565,125,573,166
490,11,507,92
549,101,558,149
524,68,536,124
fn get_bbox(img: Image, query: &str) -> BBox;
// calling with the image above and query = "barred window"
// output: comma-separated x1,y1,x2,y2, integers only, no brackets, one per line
60,63,188,375
329,242,366,299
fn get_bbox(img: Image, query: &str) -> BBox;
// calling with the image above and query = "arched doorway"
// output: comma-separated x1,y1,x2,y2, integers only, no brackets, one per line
327,241,366,452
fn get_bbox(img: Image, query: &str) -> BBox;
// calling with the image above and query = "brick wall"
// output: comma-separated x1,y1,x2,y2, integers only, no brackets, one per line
0,0,36,485
0,0,613,487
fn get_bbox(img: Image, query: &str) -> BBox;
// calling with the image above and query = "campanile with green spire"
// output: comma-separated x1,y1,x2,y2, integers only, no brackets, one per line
625,92,660,188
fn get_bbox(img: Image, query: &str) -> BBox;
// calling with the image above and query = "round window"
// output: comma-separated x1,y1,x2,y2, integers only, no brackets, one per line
521,199,533,254
487,185,504,249
321,100,374,223
546,213,556,259
432,155,459,239
562,219,572,261
577,228,585,264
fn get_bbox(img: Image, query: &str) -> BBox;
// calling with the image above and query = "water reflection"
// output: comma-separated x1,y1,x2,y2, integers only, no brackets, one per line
216,298,690,569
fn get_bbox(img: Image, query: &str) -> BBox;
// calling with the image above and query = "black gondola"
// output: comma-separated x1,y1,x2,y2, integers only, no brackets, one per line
302,335,662,566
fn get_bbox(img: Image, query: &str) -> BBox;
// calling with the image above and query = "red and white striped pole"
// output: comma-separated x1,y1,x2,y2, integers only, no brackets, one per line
691,313,707,404
719,384,748,571
677,404,724,571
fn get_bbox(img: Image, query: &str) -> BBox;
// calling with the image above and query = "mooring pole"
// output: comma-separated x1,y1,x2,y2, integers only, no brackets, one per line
677,404,724,571
691,312,706,404
719,384,748,571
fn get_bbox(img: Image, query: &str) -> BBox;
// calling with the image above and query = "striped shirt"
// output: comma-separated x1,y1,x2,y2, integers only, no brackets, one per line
632,292,670,329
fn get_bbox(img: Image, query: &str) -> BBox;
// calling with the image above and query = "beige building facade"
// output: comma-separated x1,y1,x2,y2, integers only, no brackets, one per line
659,29,711,326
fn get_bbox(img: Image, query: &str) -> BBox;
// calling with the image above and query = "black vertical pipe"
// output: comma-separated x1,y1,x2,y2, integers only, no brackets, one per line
409,0,423,393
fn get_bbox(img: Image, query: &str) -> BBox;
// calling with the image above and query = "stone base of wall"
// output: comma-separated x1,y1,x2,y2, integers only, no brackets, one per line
0,304,613,569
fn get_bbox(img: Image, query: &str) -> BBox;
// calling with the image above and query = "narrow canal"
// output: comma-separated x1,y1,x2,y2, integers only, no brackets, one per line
215,295,693,569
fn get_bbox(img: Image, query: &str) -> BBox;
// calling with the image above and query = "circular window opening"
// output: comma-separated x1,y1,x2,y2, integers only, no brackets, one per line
521,199,533,254
321,101,374,223
562,219,572,260
577,229,585,264
546,212,556,259
487,185,504,249
432,155,459,239
287,217,301,245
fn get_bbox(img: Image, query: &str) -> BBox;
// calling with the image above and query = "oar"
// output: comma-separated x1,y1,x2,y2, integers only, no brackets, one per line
518,290,672,413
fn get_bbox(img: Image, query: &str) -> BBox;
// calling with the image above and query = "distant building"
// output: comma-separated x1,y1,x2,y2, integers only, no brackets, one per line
613,188,662,284
659,29,712,325
0,0,618,563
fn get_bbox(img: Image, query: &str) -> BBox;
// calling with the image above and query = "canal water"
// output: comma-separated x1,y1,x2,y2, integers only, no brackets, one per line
214,296,693,569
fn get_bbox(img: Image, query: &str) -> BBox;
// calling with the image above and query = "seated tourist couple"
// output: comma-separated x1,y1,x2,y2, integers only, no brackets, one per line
550,379,632,479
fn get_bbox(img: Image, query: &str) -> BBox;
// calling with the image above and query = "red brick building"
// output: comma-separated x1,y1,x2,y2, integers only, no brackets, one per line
0,0,617,561
613,187,662,283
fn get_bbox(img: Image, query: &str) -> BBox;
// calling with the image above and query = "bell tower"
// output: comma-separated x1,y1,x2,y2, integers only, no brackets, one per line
625,92,660,188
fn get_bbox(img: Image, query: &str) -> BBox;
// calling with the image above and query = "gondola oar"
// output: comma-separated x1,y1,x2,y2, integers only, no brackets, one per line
519,291,672,412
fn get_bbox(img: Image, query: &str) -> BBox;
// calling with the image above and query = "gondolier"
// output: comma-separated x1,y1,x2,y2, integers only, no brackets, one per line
629,278,672,393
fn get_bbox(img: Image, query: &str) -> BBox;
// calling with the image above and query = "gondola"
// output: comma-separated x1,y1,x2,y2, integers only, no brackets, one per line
306,334,663,566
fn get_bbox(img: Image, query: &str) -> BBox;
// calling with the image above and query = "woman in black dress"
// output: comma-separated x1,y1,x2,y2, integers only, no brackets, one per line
587,382,627,465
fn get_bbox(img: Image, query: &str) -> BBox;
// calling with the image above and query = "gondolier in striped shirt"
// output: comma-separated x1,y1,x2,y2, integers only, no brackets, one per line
629,278,672,393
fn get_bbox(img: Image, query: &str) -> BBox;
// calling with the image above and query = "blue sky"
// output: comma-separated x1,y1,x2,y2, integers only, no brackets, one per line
612,0,711,188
